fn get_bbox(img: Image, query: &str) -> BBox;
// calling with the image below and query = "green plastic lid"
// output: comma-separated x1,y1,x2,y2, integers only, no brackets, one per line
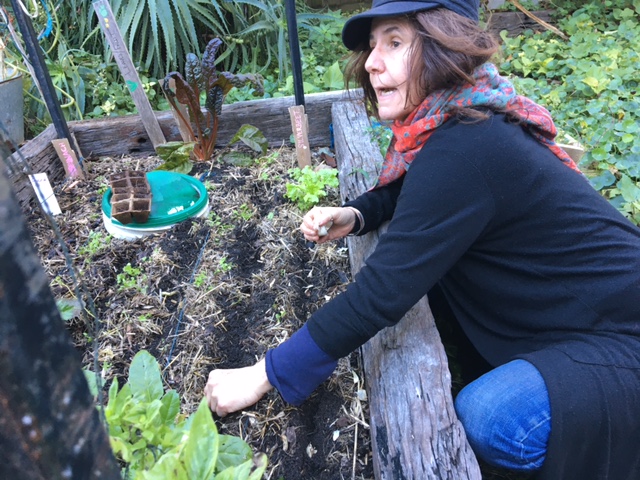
102,171,208,229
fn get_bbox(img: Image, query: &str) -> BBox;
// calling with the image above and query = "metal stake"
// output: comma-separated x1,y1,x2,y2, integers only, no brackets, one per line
284,0,305,106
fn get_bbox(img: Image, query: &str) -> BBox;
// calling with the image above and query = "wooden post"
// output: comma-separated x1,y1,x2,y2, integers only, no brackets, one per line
92,0,167,149
332,99,481,479
289,105,311,168
0,154,120,478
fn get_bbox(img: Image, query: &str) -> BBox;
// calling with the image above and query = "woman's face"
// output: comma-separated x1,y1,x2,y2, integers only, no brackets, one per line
365,17,420,122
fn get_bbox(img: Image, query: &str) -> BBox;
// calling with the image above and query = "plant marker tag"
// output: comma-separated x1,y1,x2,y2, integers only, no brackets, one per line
29,173,62,215
92,0,167,149
52,138,85,180
289,105,311,168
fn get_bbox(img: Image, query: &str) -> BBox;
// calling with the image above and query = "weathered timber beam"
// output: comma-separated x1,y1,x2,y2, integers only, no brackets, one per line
8,90,354,209
71,89,350,158
332,99,481,479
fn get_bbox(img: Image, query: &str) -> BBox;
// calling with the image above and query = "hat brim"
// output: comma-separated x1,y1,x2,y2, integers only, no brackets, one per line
342,1,441,50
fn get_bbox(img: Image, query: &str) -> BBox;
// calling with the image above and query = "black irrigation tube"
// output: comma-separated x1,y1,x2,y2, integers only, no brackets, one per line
164,228,211,369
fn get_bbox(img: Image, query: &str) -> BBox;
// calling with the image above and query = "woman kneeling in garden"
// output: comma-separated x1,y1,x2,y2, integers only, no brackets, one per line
205,1,640,478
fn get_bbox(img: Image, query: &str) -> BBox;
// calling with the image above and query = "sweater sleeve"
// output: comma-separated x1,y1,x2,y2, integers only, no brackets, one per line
308,125,497,360
265,324,338,405
344,178,403,235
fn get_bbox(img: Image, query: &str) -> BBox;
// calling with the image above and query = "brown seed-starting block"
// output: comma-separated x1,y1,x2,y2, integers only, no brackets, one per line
109,171,152,224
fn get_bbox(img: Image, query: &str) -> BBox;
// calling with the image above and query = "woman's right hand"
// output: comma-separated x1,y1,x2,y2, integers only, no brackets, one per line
300,206,357,244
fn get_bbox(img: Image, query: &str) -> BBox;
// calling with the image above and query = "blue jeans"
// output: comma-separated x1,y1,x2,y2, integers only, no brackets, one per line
454,359,551,471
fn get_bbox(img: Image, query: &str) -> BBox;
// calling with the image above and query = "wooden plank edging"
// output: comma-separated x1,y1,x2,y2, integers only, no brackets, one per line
332,99,481,479
8,90,355,208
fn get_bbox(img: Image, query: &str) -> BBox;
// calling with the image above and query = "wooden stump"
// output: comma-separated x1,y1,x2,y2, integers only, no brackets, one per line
332,99,481,479
0,153,120,479
487,10,555,38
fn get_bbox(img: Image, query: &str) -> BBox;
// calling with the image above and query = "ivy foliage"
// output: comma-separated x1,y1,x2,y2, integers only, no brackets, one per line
499,0,640,222
102,350,267,479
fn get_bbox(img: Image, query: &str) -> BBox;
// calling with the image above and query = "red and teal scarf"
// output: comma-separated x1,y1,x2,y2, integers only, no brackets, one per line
375,63,580,188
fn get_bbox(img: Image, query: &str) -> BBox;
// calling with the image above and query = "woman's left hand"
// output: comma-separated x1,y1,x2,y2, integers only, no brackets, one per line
204,359,273,417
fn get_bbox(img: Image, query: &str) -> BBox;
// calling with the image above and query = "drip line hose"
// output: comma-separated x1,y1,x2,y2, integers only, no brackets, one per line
37,0,52,39
164,228,212,369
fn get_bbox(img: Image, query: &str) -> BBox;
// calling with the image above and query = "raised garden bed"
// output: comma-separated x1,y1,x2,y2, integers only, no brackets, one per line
8,90,377,479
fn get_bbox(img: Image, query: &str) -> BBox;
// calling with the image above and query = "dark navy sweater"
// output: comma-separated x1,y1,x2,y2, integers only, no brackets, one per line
266,114,640,479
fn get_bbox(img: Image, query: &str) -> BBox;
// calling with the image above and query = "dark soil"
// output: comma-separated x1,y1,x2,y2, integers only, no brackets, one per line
25,148,373,480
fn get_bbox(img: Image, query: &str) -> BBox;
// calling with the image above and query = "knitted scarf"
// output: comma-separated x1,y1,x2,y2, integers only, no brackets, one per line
375,63,580,188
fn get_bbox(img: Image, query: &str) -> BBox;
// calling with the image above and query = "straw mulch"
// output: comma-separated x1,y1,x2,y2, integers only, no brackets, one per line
25,147,374,480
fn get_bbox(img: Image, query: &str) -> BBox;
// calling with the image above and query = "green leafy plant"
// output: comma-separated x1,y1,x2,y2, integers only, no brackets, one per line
116,263,147,293
160,38,265,165
154,141,197,174
105,0,234,79
225,1,343,82
285,166,339,211
56,297,83,322
10,1,350,135
78,230,112,257
222,124,270,166
103,350,267,478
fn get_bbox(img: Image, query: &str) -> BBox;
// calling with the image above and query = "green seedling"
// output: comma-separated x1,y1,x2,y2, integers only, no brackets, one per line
236,203,254,221
194,271,208,288
285,166,339,211
215,256,234,275
78,230,111,257
116,263,147,294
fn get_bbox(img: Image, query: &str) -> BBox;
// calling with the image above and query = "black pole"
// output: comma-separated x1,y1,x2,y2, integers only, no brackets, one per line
9,0,82,160
284,0,305,107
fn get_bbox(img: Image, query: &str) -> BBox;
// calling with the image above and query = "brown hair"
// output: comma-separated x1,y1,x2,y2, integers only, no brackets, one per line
344,8,500,119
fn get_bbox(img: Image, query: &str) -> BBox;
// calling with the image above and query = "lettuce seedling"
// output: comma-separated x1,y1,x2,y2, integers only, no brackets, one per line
285,166,340,211
162,38,264,162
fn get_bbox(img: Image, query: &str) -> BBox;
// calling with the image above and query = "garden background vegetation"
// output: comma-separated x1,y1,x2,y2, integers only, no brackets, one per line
3,1,638,223
2,0,639,477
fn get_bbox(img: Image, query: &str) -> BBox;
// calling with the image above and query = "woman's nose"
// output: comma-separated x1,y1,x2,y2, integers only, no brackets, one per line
365,47,383,74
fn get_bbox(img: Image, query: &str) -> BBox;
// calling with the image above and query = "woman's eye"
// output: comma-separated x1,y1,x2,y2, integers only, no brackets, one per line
391,41,400,48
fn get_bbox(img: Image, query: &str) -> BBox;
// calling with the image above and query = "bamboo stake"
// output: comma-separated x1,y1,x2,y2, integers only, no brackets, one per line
0,36,6,81
508,0,568,39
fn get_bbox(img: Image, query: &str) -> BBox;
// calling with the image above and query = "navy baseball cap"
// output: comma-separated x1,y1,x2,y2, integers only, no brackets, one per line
342,0,480,50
